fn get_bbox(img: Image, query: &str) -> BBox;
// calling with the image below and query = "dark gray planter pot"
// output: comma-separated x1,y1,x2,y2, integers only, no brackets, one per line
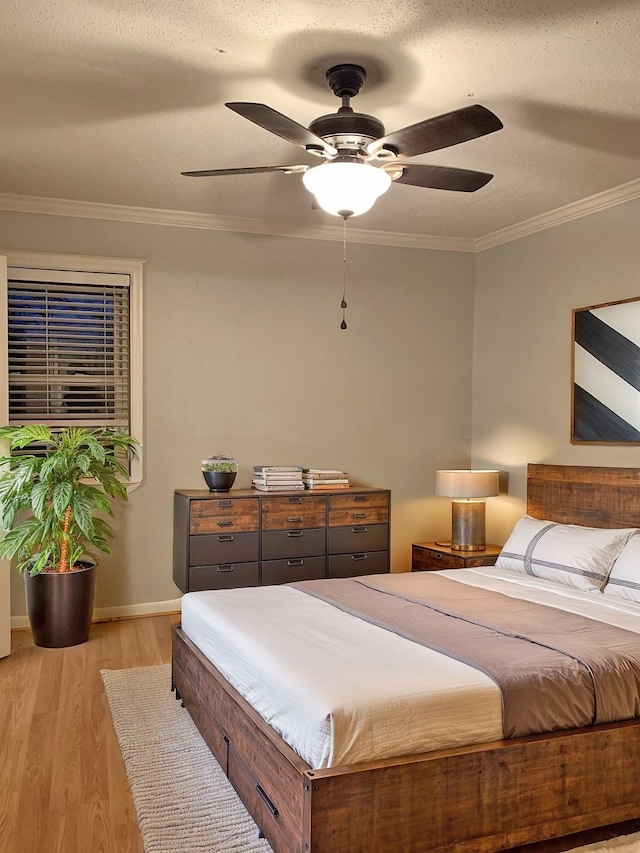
24,560,97,648
202,471,237,492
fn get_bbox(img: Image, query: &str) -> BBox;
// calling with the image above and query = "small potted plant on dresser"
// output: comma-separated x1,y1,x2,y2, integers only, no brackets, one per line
0,424,139,648
201,455,238,492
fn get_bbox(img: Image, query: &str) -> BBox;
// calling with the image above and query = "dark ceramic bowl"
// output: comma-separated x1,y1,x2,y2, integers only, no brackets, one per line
202,470,237,492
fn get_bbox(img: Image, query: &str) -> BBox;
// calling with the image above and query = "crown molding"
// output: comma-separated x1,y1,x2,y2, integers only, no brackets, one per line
0,192,475,253
475,178,640,252
1,178,638,255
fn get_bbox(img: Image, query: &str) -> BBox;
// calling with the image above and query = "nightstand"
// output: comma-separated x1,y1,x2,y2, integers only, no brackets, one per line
412,541,502,572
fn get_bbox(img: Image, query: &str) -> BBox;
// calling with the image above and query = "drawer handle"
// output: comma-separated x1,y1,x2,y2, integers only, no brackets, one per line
217,500,234,507
352,495,367,502
288,559,303,566
256,783,279,817
352,554,368,561
287,496,303,504
217,565,234,572
287,516,303,523
287,531,303,538
351,526,368,533
351,512,369,519
217,520,234,527
434,552,443,559
217,535,234,542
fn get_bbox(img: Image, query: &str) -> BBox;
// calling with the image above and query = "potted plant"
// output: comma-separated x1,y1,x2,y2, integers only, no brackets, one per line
0,424,139,648
201,455,238,492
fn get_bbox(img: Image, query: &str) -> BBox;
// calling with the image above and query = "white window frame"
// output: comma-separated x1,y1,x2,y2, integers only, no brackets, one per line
0,250,144,486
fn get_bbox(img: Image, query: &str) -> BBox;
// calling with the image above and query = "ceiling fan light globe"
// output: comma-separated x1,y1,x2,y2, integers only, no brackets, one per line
302,161,391,217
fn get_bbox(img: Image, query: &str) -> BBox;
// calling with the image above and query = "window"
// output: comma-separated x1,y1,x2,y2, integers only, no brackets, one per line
1,252,143,483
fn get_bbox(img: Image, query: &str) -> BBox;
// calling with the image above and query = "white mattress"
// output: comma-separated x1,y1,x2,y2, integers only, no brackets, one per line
180,568,640,770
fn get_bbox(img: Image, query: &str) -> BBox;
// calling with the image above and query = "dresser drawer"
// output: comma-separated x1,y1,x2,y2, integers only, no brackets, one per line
261,556,327,585
189,532,259,567
329,492,389,511
328,494,389,526
328,551,389,578
261,495,326,530
189,498,259,534
188,562,260,591
261,528,325,560
329,523,389,555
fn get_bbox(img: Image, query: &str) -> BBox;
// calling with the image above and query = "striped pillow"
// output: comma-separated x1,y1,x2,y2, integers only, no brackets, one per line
496,515,636,591
602,534,640,602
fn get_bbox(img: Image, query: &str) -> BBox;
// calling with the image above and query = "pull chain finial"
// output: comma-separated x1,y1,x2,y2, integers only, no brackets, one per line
339,212,351,330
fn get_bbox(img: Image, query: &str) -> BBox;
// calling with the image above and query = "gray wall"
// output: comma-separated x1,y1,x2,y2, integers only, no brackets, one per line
1,210,476,617
473,198,640,546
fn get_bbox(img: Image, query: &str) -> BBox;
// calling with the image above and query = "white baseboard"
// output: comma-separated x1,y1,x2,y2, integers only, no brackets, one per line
11,597,183,630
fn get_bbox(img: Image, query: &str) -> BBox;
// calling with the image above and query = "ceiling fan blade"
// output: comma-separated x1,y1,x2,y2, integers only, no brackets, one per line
369,104,503,158
390,163,494,192
226,102,338,158
181,164,309,177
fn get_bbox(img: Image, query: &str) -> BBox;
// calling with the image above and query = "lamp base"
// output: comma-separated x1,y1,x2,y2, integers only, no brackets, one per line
451,500,487,551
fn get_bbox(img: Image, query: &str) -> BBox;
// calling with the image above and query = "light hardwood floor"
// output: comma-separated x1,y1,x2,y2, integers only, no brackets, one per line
2,614,639,853
1,614,179,853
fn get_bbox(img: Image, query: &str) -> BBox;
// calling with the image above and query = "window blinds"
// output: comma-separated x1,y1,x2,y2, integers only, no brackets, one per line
7,268,131,430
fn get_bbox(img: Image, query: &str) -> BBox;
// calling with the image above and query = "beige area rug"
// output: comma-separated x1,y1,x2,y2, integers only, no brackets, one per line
102,664,640,853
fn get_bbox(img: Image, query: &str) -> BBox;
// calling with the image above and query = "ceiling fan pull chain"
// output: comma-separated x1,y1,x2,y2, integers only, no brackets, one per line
340,215,348,330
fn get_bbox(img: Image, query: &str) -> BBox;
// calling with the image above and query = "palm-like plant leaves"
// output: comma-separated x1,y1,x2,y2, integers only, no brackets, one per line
0,425,139,573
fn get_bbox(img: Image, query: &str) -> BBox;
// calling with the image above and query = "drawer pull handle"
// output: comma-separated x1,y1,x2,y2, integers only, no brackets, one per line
352,554,368,561
287,531,303,538
217,520,234,527
287,516,303,523
217,500,234,507
352,512,369,519
217,565,234,572
287,496,303,504
288,559,303,566
434,552,443,559
352,495,367,502
217,535,234,542
352,526,368,533
256,784,279,817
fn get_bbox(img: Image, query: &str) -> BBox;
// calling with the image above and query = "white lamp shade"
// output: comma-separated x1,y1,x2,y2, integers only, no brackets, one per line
302,161,392,217
435,469,500,499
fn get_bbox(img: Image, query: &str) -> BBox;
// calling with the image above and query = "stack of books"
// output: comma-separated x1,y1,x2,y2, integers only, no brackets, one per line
252,466,304,491
302,469,350,490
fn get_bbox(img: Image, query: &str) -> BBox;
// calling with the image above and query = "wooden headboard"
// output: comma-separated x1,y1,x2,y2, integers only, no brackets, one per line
527,463,640,528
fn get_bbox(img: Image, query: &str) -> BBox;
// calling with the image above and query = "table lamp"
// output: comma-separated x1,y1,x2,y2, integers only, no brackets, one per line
435,469,500,551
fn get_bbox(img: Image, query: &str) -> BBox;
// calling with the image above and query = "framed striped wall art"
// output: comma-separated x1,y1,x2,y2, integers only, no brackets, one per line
572,296,640,444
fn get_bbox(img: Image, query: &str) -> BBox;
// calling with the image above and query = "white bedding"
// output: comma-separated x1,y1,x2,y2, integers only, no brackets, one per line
181,568,640,770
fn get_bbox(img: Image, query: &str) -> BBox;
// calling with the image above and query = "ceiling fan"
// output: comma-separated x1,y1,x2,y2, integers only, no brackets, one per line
182,63,503,218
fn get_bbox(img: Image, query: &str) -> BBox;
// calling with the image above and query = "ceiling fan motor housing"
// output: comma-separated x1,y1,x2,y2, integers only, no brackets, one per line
308,111,385,146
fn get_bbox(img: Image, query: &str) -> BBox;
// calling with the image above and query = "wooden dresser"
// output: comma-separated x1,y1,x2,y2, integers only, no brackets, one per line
173,486,390,592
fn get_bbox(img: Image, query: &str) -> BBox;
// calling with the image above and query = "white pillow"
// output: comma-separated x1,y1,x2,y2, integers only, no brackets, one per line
496,515,636,591
602,534,640,602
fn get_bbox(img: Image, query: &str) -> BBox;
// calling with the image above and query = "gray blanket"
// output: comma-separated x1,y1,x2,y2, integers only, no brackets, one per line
292,573,640,738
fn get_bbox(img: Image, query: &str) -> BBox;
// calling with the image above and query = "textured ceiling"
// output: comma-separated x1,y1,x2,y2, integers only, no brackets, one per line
0,0,639,243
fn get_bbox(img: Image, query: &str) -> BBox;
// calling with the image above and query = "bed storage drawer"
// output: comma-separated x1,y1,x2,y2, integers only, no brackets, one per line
261,528,325,560
329,523,389,554
329,551,389,578
190,532,259,566
189,562,260,591
261,556,327,585
227,742,304,853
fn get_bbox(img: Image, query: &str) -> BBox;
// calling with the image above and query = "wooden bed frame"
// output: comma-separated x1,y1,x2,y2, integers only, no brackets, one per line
172,464,640,852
